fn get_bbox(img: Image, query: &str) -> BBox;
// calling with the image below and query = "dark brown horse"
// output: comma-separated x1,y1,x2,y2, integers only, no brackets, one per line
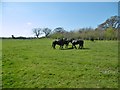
71,39,84,49
52,38,69,49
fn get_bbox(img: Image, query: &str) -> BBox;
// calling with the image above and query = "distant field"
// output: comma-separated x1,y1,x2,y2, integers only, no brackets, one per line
2,39,118,88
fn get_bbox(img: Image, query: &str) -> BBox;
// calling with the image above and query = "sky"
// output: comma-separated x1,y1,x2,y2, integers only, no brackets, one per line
1,1,118,37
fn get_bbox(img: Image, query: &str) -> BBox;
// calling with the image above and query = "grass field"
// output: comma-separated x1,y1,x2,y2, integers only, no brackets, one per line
2,38,118,88
0,39,2,89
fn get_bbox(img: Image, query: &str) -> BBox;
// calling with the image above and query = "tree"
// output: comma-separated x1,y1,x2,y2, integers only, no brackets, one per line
54,27,66,34
12,35,15,39
98,16,120,30
94,29,104,40
52,27,67,38
42,28,52,37
104,27,116,40
32,28,42,38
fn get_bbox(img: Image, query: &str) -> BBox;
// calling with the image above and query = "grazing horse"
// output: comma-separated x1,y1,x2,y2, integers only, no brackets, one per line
71,39,84,49
52,38,70,49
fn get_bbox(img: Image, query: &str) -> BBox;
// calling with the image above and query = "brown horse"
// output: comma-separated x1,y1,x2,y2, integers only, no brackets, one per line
52,38,70,49
71,39,84,49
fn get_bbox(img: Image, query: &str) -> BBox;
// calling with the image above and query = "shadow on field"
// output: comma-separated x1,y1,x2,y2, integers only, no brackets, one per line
61,47,90,50
82,48,90,50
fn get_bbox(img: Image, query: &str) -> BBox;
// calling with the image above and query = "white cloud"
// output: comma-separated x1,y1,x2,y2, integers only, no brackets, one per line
27,22,32,25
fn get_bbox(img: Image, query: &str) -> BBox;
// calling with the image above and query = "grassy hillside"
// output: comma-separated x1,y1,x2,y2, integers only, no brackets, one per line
2,39,118,88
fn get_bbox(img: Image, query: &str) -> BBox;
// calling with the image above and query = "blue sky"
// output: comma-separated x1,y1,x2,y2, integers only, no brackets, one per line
1,2,118,37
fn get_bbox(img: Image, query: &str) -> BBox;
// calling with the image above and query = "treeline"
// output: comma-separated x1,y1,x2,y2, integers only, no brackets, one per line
32,15,119,40
1,37,35,39
49,27,118,40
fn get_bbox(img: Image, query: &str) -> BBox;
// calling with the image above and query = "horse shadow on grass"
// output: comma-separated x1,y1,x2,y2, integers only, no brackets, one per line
61,47,90,50
82,47,90,50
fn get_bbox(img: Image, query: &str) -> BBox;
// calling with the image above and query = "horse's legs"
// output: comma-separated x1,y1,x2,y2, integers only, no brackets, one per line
59,46,61,49
80,44,83,49
54,44,56,49
52,43,56,49
74,45,77,49
72,44,77,49
72,45,74,49
66,42,69,49
61,45,64,49
78,45,80,49
81,45,83,49
59,45,63,49
72,43,75,49
65,44,68,49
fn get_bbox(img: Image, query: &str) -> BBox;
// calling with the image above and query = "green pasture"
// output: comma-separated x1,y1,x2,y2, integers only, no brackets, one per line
2,39,118,88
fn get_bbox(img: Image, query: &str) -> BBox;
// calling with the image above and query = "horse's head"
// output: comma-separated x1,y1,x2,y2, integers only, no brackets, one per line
68,38,74,43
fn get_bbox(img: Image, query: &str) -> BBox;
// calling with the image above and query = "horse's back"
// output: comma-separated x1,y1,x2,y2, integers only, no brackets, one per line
79,39,84,43
72,40,79,44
